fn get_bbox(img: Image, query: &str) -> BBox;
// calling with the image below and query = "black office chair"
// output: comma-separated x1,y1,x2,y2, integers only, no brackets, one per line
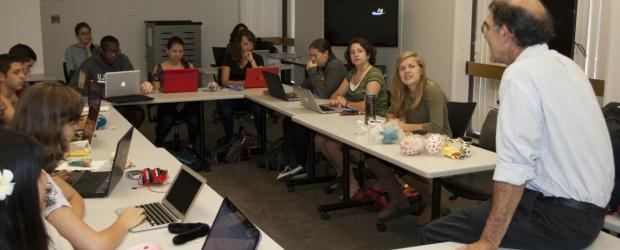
440,109,498,201
211,47,226,68
446,101,477,139
62,62,72,84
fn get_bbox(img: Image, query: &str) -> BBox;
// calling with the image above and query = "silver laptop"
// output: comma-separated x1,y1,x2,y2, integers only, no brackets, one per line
116,165,206,232
293,87,341,114
104,70,141,98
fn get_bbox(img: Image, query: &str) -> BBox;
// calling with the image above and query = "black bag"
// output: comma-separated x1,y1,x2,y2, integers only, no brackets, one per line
163,141,210,172
213,128,257,164
603,102,620,212
255,137,286,171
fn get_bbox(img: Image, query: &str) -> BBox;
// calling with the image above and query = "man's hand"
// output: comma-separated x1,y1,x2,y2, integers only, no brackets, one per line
306,59,317,69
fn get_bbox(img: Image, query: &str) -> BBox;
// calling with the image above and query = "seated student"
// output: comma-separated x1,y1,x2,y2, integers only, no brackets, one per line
314,37,388,196
142,36,200,147
71,35,147,128
9,43,37,76
11,82,145,249
0,54,24,123
217,29,265,138
0,129,70,250
65,22,97,78
277,38,346,181
365,51,451,224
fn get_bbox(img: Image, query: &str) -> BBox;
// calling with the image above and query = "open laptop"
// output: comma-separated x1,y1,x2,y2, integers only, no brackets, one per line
201,197,261,250
80,106,100,144
263,71,298,101
118,165,206,232
69,128,133,198
162,68,199,93
245,66,278,88
104,70,154,103
293,87,341,114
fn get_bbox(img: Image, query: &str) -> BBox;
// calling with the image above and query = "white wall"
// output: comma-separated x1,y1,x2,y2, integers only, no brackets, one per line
0,0,45,74
40,0,241,80
603,0,620,104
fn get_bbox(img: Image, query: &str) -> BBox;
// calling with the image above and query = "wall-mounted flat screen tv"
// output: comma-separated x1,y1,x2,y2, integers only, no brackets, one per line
324,0,399,47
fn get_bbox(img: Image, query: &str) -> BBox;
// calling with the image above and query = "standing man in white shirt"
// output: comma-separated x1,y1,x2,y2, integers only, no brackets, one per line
418,0,614,249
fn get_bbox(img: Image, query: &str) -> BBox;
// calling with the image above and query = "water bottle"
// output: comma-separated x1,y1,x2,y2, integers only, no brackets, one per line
365,92,376,124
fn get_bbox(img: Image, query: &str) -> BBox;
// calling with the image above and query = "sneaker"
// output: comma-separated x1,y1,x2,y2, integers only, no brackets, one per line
277,165,304,182
290,171,308,181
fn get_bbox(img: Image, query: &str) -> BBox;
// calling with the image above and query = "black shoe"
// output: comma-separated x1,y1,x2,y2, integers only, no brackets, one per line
172,224,210,245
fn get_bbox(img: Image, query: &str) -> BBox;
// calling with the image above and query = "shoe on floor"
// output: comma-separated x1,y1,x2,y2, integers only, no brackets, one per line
290,171,308,180
277,165,304,182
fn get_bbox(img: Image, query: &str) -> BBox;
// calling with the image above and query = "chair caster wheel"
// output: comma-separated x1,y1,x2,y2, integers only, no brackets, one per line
324,186,333,194
376,221,387,232
320,212,330,220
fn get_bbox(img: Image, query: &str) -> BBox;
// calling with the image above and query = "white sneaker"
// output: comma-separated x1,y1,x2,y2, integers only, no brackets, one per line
277,165,304,182
291,172,308,180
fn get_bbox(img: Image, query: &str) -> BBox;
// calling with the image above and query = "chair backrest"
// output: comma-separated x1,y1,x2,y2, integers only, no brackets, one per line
62,62,71,83
212,47,226,67
446,102,477,138
478,109,498,152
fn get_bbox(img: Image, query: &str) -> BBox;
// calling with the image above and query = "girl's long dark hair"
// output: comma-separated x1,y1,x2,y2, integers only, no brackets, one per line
226,29,256,63
0,129,48,250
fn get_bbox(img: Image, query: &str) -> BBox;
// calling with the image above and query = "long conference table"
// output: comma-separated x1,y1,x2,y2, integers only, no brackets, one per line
112,85,497,221
84,105,282,249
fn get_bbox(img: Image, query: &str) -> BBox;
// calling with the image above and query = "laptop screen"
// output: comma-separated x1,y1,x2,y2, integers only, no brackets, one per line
107,128,133,193
164,167,204,214
202,197,261,250
81,106,99,143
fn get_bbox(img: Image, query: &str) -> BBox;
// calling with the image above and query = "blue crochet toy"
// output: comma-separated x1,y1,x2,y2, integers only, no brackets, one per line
382,124,399,144
96,114,107,130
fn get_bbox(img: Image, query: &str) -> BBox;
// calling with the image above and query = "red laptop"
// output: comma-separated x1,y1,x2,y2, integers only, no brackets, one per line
162,68,199,93
244,66,279,88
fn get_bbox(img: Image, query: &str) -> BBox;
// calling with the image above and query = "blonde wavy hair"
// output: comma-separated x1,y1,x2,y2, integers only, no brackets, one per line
390,51,431,117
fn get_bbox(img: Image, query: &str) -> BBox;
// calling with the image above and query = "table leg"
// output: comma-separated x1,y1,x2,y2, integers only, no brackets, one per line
431,177,442,220
199,101,206,157
317,144,373,218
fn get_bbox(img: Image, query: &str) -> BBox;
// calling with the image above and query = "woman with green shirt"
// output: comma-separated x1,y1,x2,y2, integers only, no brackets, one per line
315,37,388,197
367,51,451,224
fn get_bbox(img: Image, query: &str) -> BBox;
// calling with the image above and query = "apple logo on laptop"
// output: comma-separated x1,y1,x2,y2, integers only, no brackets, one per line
121,81,126,87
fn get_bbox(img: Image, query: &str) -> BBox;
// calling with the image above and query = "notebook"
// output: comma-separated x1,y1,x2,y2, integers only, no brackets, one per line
104,70,153,103
201,197,261,250
117,165,206,232
162,68,199,93
69,128,133,198
263,71,298,101
244,67,278,88
293,87,341,114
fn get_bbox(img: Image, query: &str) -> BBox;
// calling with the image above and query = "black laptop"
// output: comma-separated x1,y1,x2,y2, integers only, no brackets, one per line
263,71,298,101
69,128,133,198
201,197,261,250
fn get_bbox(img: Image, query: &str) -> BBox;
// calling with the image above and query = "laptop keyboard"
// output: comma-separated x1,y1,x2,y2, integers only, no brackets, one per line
72,172,109,194
106,95,153,104
138,203,178,226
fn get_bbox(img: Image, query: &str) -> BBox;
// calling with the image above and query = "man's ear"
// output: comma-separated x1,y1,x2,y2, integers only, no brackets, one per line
0,73,6,82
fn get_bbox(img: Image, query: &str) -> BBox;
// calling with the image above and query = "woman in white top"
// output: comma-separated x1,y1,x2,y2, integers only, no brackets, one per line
11,83,146,249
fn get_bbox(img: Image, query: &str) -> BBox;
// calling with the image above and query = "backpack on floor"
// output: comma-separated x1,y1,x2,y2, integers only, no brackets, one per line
603,102,620,212
162,141,210,172
255,137,286,171
213,127,257,164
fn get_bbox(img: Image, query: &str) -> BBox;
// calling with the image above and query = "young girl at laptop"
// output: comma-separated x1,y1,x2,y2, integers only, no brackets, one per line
0,129,58,250
365,51,451,225
11,83,146,249
314,38,388,197
142,36,200,147
218,29,264,138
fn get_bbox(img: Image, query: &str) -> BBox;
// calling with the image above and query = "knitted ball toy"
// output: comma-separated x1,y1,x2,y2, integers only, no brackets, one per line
424,133,445,155
400,134,426,155
382,123,400,144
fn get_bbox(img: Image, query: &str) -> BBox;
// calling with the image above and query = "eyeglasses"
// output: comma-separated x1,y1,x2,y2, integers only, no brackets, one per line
78,31,91,36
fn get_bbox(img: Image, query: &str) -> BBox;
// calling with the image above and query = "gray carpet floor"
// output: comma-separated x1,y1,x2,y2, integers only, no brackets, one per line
137,102,478,250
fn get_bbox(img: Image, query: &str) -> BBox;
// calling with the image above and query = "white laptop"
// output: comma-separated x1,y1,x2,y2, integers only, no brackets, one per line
293,87,341,114
116,165,206,232
104,70,141,98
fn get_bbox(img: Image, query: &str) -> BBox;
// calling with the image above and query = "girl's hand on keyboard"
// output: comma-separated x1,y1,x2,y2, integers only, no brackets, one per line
119,207,146,230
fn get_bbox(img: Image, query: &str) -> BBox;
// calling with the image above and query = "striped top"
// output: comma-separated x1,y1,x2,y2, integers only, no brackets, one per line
493,44,614,208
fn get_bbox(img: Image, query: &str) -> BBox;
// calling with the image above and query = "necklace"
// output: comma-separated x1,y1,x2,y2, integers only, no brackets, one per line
352,64,371,86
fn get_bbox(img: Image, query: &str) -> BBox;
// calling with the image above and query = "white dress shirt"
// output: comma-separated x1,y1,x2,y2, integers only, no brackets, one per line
493,44,614,208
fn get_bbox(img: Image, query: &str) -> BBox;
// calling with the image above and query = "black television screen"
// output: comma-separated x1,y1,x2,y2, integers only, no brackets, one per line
540,0,577,58
324,0,399,47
